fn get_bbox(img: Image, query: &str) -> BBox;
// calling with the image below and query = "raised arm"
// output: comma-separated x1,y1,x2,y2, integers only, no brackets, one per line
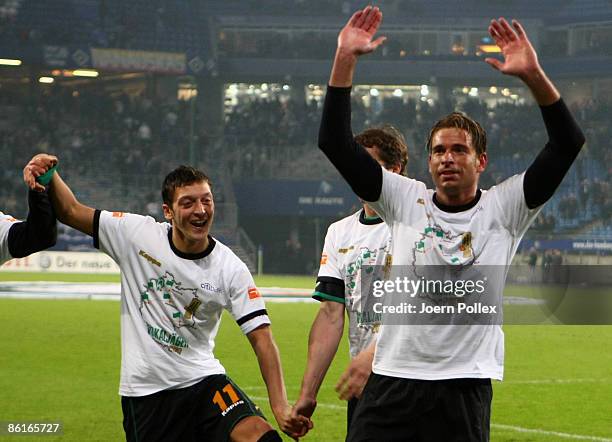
485,18,585,208
247,325,312,439
294,301,345,418
318,6,386,202
24,154,95,235
7,157,59,258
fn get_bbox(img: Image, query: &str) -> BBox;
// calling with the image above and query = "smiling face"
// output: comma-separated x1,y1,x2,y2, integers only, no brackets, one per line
163,180,214,254
428,127,487,203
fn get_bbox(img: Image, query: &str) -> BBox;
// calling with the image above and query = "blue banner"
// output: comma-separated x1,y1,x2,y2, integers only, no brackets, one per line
234,179,359,216
520,239,612,253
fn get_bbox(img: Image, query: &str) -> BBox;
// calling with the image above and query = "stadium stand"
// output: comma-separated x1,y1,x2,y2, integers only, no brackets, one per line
1,0,611,273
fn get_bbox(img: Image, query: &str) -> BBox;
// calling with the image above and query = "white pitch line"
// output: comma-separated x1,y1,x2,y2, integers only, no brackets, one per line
247,392,612,441
249,396,345,411
243,377,612,392
491,424,612,441
503,378,611,385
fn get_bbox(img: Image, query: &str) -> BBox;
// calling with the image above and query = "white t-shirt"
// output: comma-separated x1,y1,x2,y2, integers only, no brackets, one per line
370,169,541,380
95,210,270,396
316,210,391,358
0,211,19,265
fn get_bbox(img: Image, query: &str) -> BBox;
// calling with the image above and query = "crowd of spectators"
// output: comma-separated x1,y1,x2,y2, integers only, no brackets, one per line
2,82,610,237
0,85,198,218
222,90,612,234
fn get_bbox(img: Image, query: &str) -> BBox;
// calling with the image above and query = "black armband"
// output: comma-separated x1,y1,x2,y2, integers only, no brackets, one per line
313,276,345,304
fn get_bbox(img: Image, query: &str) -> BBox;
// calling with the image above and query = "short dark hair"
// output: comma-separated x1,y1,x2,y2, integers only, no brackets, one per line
162,166,212,206
355,125,409,174
426,112,487,156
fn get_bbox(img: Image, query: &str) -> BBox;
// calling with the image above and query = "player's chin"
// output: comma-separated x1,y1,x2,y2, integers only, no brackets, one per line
190,228,209,239
436,178,457,189
187,224,210,239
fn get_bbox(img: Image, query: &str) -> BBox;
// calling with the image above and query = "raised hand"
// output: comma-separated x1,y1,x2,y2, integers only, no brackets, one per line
337,6,386,57
23,153,58,192
485,18,540,80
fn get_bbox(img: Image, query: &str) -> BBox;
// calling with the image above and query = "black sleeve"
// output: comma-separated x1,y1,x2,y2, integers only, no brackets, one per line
318,85,383,202
523,99,586,209
93,209,101,249
7,189,57,258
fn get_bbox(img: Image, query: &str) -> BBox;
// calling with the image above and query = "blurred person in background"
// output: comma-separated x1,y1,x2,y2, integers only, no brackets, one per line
294,126,408,435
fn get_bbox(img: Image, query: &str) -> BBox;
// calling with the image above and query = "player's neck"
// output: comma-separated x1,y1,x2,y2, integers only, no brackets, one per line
434,186,479,208
172,229,210,255
362,203,379,218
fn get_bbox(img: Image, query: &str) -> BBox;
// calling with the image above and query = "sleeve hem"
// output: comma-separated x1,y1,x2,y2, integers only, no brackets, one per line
93,209,101,249
312,291,345,304
240,315,271,335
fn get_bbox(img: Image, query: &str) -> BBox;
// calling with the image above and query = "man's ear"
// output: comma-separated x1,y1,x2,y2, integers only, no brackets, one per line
389,164,402,175
162,203,173,223
477,152,488,173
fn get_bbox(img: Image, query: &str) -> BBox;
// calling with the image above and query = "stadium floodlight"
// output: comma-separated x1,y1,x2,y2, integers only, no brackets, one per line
39,77,54,84
0,58,22,66
72,69,99,77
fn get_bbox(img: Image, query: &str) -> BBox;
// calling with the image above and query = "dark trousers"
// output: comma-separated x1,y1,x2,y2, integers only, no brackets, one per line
347,374,492,442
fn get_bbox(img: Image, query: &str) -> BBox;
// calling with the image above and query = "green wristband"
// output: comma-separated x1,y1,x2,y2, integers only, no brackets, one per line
36,165,57,185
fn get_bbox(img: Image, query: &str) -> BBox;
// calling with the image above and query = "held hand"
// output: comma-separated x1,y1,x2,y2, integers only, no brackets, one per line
485,18,540,80
335,349,373,400
23,154,58,192
337,6,386,57
273,403,313,440
293,395,317,419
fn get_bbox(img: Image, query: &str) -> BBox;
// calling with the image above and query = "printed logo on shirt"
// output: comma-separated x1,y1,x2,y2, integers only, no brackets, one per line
414,223,475,266
338,246,354,254
320,253,328,265
201,282,222,293
345,245,388,329
0,216,17,223
139,250,161,267
184,297,203,320
248,287,261,300
460,232,473,258
112,211,124,218
417,198,425,205
139,271,201,354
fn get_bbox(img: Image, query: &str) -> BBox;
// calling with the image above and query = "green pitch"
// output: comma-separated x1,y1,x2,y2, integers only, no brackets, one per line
0,275,610,441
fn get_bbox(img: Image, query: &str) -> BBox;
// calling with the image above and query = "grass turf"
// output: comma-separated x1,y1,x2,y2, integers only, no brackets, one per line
0,276,610,441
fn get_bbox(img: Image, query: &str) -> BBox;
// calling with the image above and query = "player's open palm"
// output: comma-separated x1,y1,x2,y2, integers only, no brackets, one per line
338,6,386,56
485,18,540,79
